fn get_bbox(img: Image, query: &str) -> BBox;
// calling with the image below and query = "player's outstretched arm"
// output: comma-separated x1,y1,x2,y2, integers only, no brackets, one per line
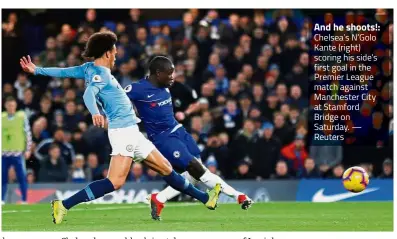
83,85,105,128
20,55,85,79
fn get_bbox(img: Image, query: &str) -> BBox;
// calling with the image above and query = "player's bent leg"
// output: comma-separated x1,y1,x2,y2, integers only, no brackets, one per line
152,159,202,204
144,149,215,205
188,158,254,210
52,155,132,224
144,149,210,203
154,171,198,203
148,132,202,204
52,126,139,224
143,149,221,220
106,155,133,190
143,149,172,176
180,130,253,208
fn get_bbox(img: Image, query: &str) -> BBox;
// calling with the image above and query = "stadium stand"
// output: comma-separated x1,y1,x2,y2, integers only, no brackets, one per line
2,9,393,185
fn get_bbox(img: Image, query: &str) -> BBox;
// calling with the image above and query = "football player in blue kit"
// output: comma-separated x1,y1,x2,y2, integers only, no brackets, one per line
125,56,253,220
20,32,220,223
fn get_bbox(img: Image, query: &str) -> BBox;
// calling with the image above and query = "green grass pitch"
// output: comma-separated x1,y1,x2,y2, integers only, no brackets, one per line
2,202,393,231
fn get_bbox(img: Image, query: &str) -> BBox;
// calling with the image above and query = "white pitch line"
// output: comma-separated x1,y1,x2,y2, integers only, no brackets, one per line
2,210,33,214
2,202,204,214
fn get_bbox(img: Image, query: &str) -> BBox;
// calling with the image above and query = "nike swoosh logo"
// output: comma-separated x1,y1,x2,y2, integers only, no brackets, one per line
312,187,379,202
148,94,154,98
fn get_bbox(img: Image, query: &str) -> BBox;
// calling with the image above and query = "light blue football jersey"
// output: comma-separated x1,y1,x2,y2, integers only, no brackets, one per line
35,62,139,129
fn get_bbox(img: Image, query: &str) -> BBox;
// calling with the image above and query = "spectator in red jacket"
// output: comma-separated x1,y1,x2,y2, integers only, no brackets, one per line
281,134,308,172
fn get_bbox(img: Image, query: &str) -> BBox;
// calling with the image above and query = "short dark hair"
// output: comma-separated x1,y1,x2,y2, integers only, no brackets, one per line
244,118,254,124
18,72,28,77
5,96,16,103
226,98,237,104
40,96,51,103
305,157,314,162
24,88,33,94
148,56,173,75
82,31,117,59
49,143,60,151
290,106,300,112
54,127,65,133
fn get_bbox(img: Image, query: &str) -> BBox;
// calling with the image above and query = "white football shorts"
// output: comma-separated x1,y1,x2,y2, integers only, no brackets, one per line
108,124,155,162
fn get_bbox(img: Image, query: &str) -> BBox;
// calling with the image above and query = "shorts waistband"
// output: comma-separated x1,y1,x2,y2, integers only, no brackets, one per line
108,124,139,131
149,124,183,142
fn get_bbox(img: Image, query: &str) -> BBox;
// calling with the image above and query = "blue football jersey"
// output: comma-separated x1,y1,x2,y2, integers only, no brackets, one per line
35,62,138,129
125,78,179,139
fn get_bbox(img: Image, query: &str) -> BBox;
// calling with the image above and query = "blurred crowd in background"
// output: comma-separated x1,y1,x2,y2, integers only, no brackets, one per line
2,9,393,185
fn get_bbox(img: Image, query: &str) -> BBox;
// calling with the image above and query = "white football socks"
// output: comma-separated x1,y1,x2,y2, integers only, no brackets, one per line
199,170,241,199
156,170,242,203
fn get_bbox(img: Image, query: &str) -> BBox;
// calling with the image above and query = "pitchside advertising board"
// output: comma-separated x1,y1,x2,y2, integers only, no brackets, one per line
296,179,393,202
4,181,298,204
4,180,392,204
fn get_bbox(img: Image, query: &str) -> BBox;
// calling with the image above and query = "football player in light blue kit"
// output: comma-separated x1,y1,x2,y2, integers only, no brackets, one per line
20,31,220,223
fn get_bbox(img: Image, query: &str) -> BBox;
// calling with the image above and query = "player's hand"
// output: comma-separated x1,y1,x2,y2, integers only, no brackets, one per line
24,151,31,160
92,114,105,128
175,112,185,121
20,55,36,74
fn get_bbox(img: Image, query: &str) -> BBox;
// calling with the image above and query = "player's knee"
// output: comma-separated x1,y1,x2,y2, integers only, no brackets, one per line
159,161,173,176
107,176,126,190
187,158,206,180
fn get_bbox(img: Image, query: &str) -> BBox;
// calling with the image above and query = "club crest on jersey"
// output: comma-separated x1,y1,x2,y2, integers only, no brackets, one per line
126,145,134,152
92,75,102,83
124,85,132,93
173,151,180,158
